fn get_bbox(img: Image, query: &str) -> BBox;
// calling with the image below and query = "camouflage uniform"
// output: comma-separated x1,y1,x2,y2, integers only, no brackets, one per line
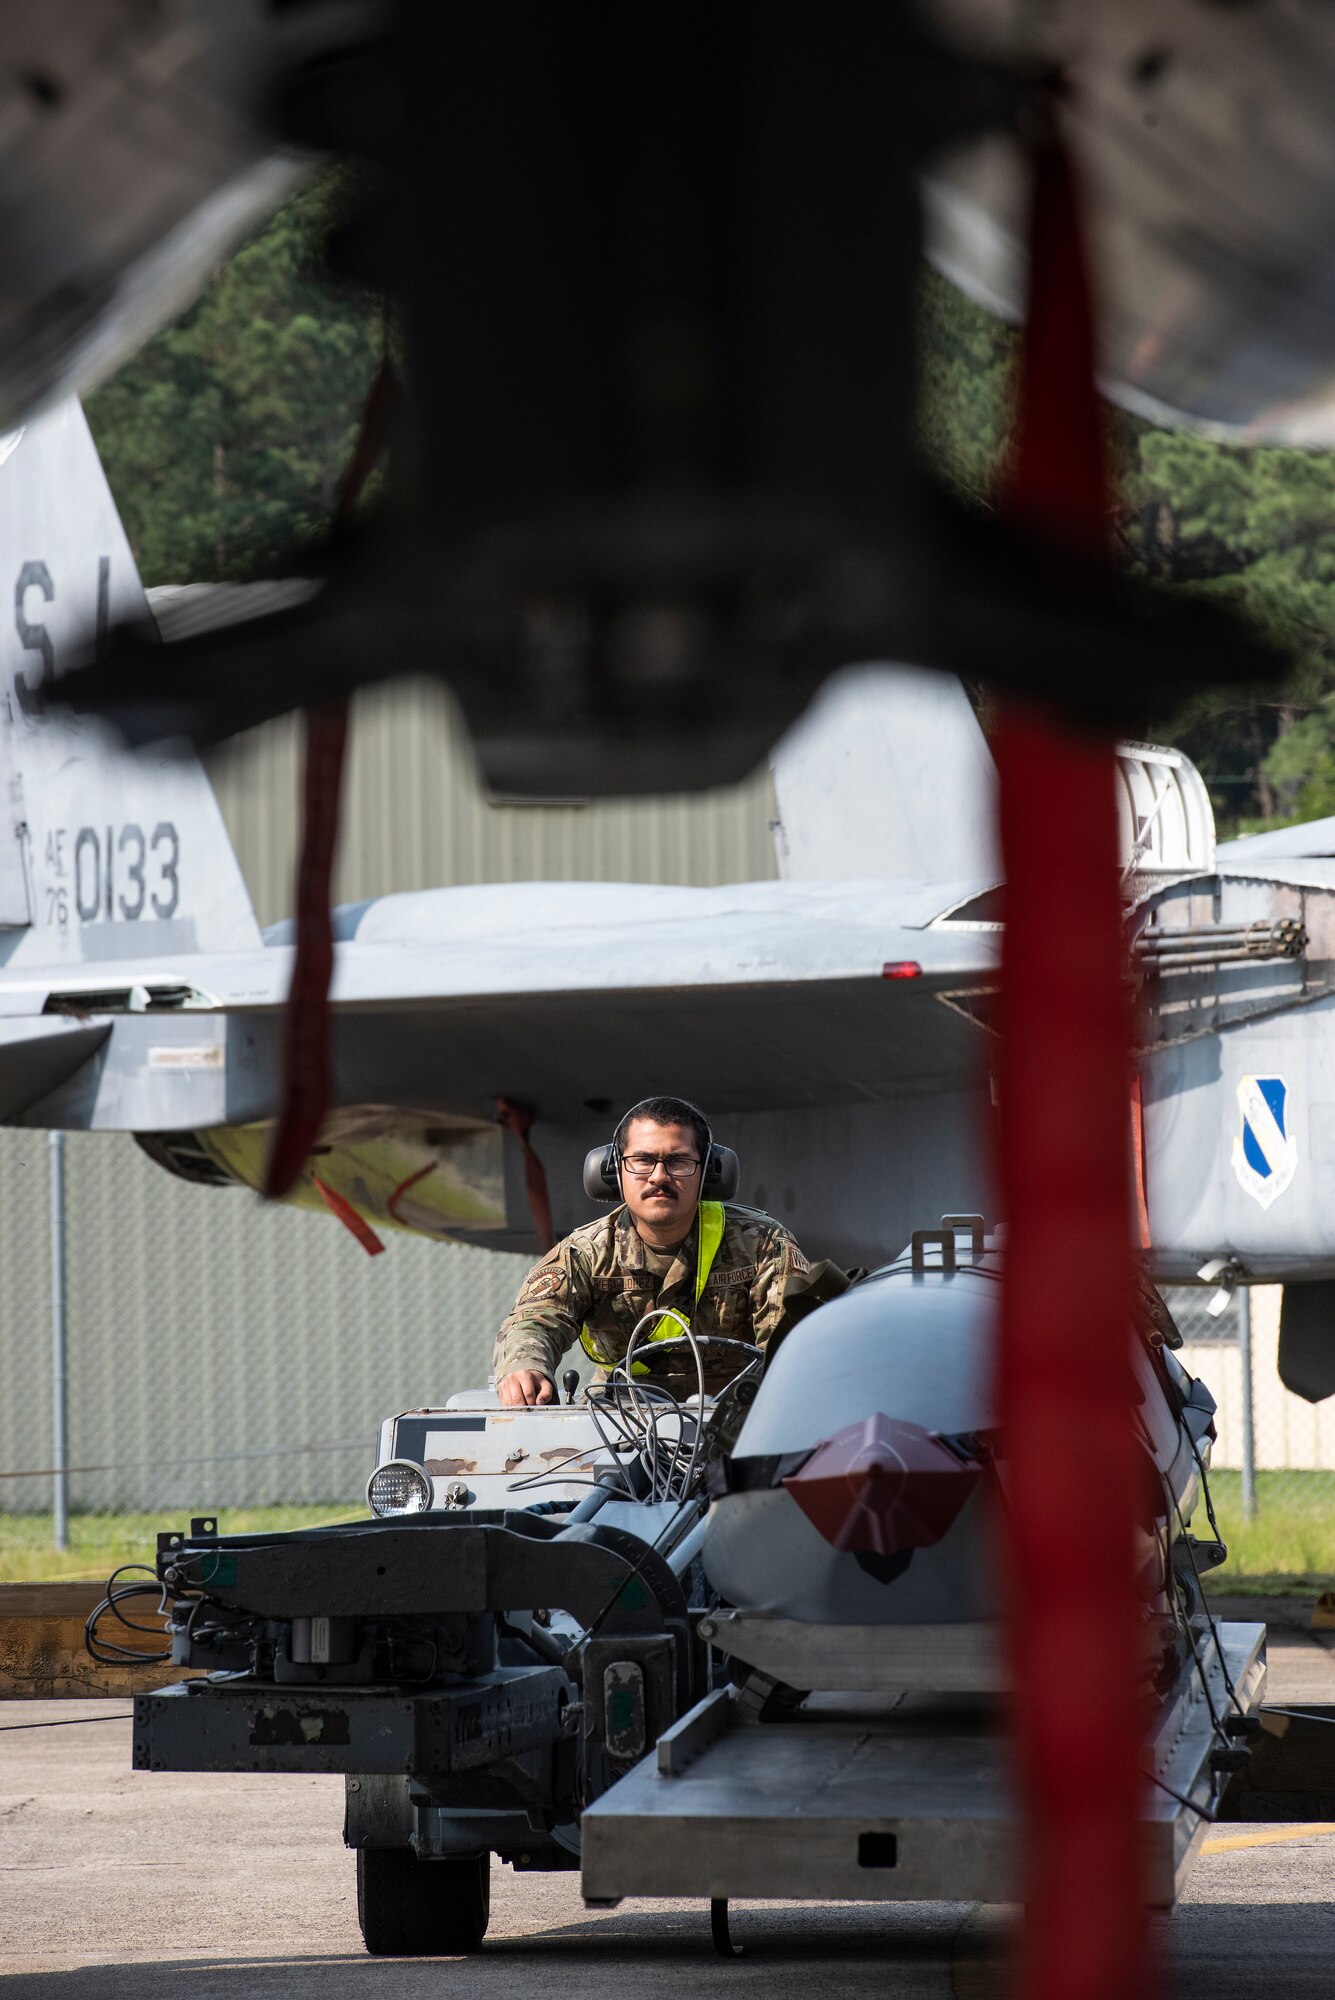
493,1202,811,1387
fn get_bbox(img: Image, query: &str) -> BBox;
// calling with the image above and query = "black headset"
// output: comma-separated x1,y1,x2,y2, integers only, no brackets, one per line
582,1103,740,1205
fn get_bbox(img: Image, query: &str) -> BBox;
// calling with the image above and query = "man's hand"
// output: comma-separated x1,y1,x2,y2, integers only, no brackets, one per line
497,1369,557,1407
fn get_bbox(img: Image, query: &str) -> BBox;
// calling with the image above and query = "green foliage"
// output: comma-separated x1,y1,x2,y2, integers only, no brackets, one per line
1124,437,1335,827
85,169,382,585
86,205,1335,831
917,267,1015,508
1201,1470,1335,1589
918,270,1335,831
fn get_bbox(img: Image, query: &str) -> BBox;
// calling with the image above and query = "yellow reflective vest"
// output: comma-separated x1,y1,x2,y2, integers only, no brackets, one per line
579,1200,726,1365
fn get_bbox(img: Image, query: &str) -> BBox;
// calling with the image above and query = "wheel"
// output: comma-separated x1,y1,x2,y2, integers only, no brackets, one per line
356,1846,491,1956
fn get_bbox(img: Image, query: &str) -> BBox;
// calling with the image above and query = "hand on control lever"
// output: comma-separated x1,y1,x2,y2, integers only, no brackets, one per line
497,1370,556,1406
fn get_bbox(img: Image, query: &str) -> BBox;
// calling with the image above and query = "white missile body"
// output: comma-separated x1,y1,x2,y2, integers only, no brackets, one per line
703,1234,1213,1646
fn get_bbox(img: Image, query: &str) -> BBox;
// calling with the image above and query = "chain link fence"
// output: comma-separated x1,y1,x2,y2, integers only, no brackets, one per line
1168,1284,1335,1586
0,1128,530,1579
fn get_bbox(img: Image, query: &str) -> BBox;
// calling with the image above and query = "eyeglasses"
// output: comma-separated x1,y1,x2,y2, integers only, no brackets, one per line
620,1152,702,1180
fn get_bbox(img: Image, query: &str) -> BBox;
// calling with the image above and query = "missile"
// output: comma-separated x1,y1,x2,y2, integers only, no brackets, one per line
703,1228,1213,1658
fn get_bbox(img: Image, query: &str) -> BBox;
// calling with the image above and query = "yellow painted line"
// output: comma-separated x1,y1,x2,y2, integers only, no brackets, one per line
1201,1824,1335,1854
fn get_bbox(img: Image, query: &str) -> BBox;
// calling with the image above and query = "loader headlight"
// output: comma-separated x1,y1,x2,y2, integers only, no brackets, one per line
366,1459,433,1517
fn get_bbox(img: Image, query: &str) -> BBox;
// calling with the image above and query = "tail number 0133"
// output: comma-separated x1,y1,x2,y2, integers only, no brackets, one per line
71,823,179,923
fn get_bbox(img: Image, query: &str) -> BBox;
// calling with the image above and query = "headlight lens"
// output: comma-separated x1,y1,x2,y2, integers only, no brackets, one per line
366,1459,433,1517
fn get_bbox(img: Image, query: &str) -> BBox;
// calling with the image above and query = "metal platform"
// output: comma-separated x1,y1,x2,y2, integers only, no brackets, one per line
133,1665,570,1776
581,1621,1266,1909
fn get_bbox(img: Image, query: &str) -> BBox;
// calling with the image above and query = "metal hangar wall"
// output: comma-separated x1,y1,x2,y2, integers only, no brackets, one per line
0,679,778,1513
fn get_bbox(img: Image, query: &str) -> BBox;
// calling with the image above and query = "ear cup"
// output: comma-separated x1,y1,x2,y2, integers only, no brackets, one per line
582,1144,620,1202
702,1144,740,1201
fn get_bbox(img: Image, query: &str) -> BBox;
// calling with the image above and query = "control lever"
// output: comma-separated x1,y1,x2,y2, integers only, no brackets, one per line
563,1368,581,1405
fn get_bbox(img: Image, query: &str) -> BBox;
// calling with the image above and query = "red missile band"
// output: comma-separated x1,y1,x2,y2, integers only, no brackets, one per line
781,1413,984,1555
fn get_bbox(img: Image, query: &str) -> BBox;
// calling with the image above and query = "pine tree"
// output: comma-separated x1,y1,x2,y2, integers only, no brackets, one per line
86,170,382,586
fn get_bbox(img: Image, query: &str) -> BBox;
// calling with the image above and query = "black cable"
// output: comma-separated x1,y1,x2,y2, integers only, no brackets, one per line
506,1445,601,1492
1167,1491,1226,1723
1176,1426,1249,1720
1186,1418,1228,1549
1172,1511,1236,1738
0,1712,135,1732
572,1491,702,1658
1149,1771,1215,1822
85,1569,173,1667
1137,1402,1243,1750
105,1565,168,1634
1261,1705,1335,1729
86,1603,166,1660
1136,1423,1228,1741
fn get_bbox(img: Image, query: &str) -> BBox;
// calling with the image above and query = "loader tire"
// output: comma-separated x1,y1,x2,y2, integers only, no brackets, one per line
356,1846,490,1955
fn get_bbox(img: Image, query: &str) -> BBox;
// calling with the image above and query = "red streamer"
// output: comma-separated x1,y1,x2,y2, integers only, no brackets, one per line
263,701,349,1198
495,1096,555,1251
994,133,1147,2000
1131,1073,1152,1252
387,1161,437,1227
312,1173,386,1257
262,363,398,1204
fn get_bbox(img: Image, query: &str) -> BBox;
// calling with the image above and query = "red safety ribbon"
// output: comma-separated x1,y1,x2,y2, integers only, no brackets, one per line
263,700,349,1199
495,1096,555,1251
312,1173,386,1256
262,364,398,1203
993,129,1148,2000
1131,1072,1152,1252
387,1161,437,1227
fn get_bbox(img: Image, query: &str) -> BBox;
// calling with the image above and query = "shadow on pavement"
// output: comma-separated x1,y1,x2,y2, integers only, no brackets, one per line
9,1904,1335,1997
0,1904,1013,1999
1165,1902,1335,1996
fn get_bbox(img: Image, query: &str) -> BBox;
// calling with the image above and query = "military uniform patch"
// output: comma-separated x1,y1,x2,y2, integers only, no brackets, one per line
523,1268,566,1302
705,1264,758,1290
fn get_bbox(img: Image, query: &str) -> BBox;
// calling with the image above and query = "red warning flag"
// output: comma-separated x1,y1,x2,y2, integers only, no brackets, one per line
495,1097,555,1251
993,129,1149,2000
263,364,398,1202
263,702,348,1199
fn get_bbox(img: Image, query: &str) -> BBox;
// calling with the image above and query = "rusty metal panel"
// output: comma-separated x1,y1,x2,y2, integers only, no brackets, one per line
0,1582,185,1698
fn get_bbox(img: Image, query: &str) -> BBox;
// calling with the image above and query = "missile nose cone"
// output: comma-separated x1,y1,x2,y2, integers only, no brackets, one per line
781,1412,987,1556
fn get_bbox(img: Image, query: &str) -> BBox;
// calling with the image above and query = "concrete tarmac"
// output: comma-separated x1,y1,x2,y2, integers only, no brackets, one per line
2,1604,1334,2000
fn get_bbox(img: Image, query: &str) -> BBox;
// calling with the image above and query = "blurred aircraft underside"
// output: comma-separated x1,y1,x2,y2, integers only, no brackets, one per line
0,1,1321,784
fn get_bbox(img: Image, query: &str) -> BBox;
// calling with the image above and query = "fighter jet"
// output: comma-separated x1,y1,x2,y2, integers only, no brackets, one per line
1,395,1333,1411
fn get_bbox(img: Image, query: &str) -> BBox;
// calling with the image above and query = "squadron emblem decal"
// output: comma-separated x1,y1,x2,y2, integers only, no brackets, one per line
1232,1074,1297,1210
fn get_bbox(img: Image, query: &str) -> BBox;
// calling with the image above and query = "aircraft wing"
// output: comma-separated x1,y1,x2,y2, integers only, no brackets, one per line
12,878,1000,1133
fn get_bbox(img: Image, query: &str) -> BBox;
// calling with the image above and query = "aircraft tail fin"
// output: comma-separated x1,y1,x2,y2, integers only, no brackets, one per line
0,400,261,970
768,663,998,882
